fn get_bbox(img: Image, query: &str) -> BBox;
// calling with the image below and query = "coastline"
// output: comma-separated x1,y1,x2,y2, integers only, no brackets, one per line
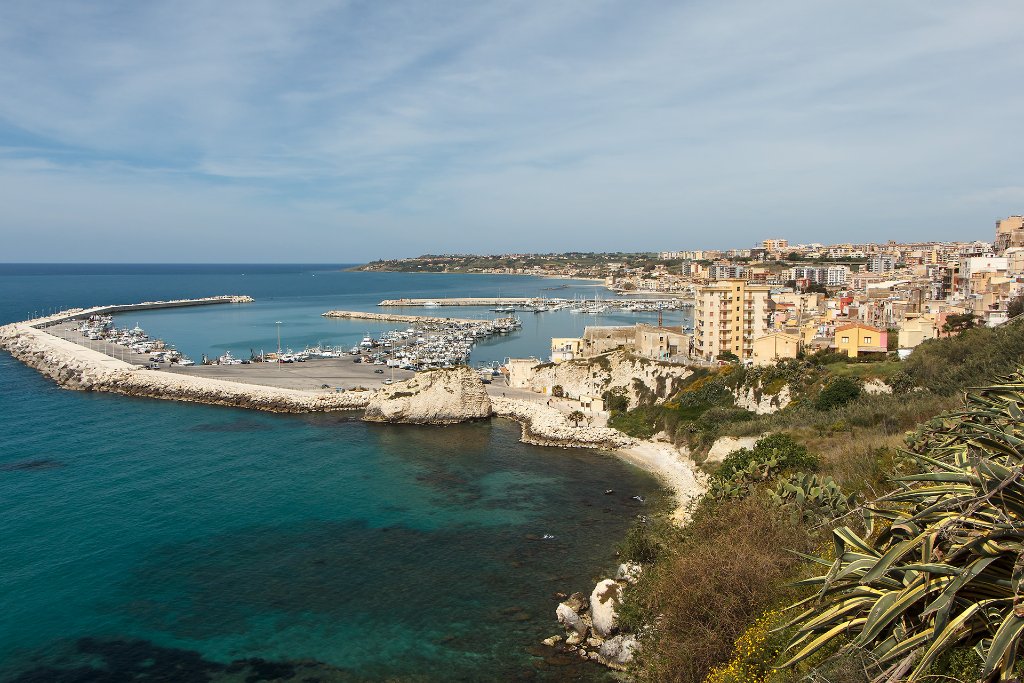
2,297,704,520
491,397,705,521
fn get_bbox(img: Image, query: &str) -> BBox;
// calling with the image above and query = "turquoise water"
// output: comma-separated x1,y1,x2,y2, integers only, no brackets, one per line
0,265,663,682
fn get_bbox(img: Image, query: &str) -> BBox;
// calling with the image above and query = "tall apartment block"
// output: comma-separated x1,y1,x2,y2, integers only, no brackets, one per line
694,279,773,361
994,216,1024,254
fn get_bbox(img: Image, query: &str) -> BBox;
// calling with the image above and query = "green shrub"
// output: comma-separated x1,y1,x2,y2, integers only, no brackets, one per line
716,433,818,481
813,376,860,410
603,386,630,412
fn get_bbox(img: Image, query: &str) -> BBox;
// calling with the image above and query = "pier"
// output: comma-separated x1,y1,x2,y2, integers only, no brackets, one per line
322,310,481,324
27,295,254,329
378,297,542,307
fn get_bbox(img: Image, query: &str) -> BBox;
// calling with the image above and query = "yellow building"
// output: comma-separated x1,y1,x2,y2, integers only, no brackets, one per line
995,216,1024,254
751,332,801,366
550,337,583,363
693,279,773,361
834,324,887,358
898,313,941,349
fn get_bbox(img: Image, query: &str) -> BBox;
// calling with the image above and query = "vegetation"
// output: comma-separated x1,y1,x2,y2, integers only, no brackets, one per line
781,373,1024,680
616,319,1024,682
567,409,585,426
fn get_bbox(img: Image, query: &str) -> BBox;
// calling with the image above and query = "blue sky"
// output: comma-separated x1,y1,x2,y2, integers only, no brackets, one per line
0,0,1021,262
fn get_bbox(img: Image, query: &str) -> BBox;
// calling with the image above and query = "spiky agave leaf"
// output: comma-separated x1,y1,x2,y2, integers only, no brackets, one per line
779,372,1024,681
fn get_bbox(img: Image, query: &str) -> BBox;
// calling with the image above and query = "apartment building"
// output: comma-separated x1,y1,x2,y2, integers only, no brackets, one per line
866,254,897,273
693,279,773,361
762,238,789,252
995,216,1024,254
784,265,850,287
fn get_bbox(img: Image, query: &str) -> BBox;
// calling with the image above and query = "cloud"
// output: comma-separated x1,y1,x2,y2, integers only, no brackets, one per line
0,0,1022,260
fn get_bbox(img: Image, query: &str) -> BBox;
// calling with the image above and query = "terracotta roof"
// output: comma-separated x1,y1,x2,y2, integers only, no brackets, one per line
834,323,884,333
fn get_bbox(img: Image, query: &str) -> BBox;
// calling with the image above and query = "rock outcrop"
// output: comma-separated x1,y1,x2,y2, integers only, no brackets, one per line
733,384,791,414
704,434,764,464
863,378,893,395
491,397,636,450
509,350,692,409
363,366,492,424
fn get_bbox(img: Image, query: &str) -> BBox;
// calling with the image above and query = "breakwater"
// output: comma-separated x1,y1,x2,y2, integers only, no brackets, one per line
30,295,254,328
0,322,370,412
321,310,480,324
378,297,542,306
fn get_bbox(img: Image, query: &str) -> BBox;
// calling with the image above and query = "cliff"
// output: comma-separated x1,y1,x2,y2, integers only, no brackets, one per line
512,350,693,408
490,397,636,450
363,366,492,424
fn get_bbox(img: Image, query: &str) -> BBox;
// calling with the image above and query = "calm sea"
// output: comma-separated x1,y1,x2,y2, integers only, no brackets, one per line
0,264,666,682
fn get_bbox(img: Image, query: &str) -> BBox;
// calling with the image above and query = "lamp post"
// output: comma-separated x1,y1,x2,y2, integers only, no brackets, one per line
275,321,283,369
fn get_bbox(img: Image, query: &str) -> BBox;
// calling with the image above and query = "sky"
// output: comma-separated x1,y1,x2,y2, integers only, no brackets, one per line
0,0,1022,262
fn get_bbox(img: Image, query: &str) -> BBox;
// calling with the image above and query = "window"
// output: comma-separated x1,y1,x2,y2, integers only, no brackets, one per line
841,336,849,343
864,336,872,344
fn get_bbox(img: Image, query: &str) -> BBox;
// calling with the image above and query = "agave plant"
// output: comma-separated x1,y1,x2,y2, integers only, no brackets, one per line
780,372,1024,681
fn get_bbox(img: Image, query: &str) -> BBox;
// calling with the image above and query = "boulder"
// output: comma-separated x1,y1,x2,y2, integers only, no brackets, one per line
590,579,622,638
556,602,587,637
599,634,638,666
615,562,643,584
363,366,492,424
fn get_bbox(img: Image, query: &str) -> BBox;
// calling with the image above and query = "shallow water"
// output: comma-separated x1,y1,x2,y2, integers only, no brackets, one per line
0,265,664,681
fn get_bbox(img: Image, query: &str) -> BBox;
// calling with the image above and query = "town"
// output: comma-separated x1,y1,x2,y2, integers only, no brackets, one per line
366,215,1024,368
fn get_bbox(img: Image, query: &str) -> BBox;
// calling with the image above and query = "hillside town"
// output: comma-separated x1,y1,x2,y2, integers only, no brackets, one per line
507,215,1024,368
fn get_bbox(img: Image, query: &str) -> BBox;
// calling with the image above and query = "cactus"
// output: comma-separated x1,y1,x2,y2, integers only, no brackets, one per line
769,471,853,524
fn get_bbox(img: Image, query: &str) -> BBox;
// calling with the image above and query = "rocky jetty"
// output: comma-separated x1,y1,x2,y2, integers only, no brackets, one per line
363,366,492,424
544,564,643,671
0,323,370,413
491,397,636,449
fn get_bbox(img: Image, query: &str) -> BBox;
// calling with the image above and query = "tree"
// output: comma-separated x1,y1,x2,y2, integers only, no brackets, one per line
942,311,977,334
551,385,564,398
568,410,585,427
1008,293,1024,319
717,351,740,363
603,387,630,413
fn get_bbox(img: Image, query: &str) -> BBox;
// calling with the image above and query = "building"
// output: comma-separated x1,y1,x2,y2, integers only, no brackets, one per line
693,279,773,361
784,265,850,287
897,313,945,349
833,323,887,358
866,254,897,273
550,337,583,363
762,238,789,252
994,216,1024,254
751,332,801,366
633,325,690,360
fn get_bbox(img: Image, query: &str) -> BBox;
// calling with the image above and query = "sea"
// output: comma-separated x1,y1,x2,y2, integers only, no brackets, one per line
0,264,686,682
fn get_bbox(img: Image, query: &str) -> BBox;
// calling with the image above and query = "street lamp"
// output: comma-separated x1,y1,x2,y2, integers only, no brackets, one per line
275,321,283,355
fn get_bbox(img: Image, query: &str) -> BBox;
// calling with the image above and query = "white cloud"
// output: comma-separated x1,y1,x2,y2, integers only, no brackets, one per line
0,0,1022,260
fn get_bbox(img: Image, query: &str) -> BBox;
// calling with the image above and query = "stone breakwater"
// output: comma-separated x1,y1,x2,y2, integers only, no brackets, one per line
378,297,541,307
322,310,480,324
0,323,369,413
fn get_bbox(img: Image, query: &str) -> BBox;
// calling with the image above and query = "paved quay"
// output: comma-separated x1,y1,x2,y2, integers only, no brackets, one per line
165,360,414,391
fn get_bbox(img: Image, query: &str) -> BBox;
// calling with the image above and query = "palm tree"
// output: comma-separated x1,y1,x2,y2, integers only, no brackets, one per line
568,410,585,427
